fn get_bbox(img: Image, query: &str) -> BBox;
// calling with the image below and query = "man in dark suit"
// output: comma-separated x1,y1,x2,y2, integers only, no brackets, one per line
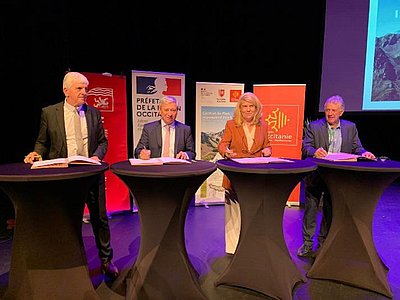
298,95,375,257
134,96,195,160
24,72,118,279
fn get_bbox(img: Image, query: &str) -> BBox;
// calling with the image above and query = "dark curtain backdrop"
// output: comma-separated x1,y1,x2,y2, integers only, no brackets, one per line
1,0,398,164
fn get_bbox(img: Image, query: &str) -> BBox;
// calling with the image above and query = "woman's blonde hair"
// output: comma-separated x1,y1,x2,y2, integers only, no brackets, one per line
233,92,263,126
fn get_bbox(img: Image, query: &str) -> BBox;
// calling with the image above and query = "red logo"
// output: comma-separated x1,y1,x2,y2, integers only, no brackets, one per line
87,87,114,112
218,89,225,97
164,78,182,96
230,90,242,102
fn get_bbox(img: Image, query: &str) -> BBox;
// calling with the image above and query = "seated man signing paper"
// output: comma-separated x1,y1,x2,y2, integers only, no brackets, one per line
134,96,196,160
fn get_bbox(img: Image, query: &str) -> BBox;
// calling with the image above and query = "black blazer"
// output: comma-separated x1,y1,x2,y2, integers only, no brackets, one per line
33,101,108,160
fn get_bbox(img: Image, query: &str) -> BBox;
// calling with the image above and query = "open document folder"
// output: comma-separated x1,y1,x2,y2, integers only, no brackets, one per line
320,153,361,162
231,157,294,164
129,157,192,166
31,155,101,169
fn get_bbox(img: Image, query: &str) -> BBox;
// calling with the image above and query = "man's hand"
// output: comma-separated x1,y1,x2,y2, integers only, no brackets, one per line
362,151,376,160
90,156,101,162
176,151,189,160
314,147,328,158
139,149,151,160
24,152,42,164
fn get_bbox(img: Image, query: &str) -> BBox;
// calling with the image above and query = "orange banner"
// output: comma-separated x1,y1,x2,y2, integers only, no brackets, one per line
253,84,306,205
83,72,130,212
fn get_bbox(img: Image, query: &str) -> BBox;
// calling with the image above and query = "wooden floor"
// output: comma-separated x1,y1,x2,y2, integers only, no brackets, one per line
1,181,399,299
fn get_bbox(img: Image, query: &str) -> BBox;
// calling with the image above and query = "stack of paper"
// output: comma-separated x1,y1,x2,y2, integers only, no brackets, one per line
320,153,360,162
129,157,192,166
231,157,294,164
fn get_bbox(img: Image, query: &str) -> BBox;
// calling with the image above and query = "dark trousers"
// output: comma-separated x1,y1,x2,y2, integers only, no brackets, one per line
86,173,113,263
302,171,332,248
0,189,15,237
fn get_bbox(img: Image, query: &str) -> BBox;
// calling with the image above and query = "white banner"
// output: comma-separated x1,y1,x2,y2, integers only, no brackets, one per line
195,82,244,206
131,70,185,149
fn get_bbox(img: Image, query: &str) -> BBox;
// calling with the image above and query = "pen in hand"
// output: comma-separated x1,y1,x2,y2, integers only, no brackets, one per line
141,146,151,160
314,147,328,158
225,147,235,159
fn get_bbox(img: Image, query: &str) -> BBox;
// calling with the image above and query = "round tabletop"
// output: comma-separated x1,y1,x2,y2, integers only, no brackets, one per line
310,158,400,172
216,158,317,174
110,160,217,178
0,162,109,182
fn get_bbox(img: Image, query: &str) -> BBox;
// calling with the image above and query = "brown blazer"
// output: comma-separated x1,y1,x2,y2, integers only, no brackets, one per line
218,119,271,189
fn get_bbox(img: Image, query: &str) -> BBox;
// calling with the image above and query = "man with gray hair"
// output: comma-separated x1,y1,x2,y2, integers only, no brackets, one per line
24,72,119,279
298,95,375,257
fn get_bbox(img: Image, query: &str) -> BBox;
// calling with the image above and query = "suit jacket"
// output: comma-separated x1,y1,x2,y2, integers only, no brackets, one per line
33,101,108,160
218,119,271,189
134,120,196,160
302,118,366,158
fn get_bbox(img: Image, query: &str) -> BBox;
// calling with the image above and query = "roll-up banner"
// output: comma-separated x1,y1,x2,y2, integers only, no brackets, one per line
195,82,244,206
131,70,185,211
253,84,306,206
83,72,130,212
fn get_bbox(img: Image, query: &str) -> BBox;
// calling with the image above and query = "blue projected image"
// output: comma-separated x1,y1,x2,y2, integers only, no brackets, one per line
363,0,400,110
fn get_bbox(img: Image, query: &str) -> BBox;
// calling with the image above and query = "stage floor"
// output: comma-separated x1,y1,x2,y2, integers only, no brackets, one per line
1,181,399,299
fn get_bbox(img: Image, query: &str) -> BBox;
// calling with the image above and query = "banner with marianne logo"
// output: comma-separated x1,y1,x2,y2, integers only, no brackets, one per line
131,70,185,149
253,84,306,205
195,82,244,205
83,72,130,212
